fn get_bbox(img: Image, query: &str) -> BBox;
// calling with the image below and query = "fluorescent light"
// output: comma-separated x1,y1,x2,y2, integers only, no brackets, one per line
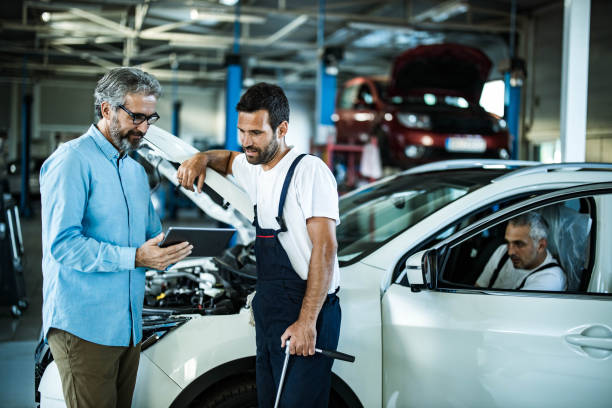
189,10,265,24
413,0,469,23
220,0,239,5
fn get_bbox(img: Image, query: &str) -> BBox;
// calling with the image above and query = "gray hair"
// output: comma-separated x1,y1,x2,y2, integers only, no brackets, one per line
94,67,162,120
508,212,548,242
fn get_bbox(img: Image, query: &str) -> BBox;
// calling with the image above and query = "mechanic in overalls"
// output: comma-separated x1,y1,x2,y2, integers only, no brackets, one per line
177,82,341,407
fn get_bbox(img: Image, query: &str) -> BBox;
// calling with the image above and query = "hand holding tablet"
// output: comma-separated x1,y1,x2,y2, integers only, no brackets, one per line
135,232,193,270
159,227,236,257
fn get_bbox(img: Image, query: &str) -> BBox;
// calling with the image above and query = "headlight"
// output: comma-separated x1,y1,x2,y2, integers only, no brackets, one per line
492,118,507,132
397,113,431,130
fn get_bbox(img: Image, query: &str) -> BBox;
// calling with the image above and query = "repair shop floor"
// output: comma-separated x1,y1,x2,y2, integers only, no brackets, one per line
0,205,42,408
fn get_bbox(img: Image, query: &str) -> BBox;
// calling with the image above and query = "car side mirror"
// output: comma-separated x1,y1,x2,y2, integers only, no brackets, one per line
405,250,426,291
395,250,432,292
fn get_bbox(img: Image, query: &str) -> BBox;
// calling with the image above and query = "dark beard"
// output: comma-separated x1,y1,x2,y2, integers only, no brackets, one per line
244,137,279,165
110,115,143,152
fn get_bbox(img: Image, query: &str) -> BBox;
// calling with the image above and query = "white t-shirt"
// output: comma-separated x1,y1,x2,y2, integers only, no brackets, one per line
476,244,566,291
232,147,340,293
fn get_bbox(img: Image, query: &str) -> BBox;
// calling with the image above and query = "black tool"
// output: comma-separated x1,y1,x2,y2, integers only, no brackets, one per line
274,340,355,408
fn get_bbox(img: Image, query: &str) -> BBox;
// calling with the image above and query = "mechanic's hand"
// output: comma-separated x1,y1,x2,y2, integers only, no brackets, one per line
280,319,317,356
176,152,208,193
135,233,192,270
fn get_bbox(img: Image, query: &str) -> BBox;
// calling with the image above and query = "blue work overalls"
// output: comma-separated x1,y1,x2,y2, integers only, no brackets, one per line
251,153,341,408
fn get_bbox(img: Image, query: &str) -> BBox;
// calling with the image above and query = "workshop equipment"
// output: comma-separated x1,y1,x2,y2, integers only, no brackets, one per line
0,190,28,317
274,340,355,408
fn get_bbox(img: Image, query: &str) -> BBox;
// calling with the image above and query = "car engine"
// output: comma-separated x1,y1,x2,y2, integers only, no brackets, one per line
144,242,257,315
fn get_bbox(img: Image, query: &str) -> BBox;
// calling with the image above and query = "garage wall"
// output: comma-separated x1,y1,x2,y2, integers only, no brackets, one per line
0,78,316,163
526,0,612,162
155,84,223,147
285,90,316,154
584,0,612,162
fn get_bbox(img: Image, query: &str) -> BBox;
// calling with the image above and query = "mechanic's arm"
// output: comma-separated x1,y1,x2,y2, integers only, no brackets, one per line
281,217,337,356
177,150,241,193
41,151,191,273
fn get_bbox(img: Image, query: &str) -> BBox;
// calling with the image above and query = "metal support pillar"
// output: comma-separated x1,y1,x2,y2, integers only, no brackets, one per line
171,59,181,137
504,0,522,160
319,59,337,138
172,102,182,137
225,63,242,151
20,93,32,217
560,0,590,162
315,0,337,147
19,55,32,217
225,2,242,152
504,73,521,159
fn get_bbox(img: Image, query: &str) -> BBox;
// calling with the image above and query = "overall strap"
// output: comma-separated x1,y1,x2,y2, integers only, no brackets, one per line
487,251,509,289
516,262,560,290
275,153,308,232
252,205,258,227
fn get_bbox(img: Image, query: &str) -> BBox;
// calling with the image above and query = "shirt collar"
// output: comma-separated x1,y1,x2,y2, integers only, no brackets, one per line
526,249,556,272
89,124,124,161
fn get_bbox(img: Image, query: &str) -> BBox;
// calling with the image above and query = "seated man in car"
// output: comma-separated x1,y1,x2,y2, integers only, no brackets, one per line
476,212,566,291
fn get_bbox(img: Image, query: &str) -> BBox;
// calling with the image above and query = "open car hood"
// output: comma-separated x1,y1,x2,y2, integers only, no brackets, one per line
138,125,254,244
388,43,492,104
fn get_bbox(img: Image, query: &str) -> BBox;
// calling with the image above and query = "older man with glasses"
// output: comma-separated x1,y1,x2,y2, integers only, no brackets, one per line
39,67,192,408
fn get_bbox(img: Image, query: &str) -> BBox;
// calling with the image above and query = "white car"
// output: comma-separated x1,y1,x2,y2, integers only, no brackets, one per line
37,127,612,408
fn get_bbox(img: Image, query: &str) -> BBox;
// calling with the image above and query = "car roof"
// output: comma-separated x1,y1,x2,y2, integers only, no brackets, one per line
341,160,612,202
395,160,612,180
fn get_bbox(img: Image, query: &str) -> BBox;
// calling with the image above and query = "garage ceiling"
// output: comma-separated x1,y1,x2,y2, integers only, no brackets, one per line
0,0,557,87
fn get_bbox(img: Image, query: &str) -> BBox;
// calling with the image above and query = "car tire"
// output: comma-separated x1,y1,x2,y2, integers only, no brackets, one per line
192,374,353,408
194,375,258,408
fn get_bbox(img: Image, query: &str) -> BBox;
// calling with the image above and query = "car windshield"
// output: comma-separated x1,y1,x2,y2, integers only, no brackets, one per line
337,169,512,265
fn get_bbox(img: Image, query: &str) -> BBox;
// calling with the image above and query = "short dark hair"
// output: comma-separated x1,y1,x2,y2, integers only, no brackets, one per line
236,82,289,132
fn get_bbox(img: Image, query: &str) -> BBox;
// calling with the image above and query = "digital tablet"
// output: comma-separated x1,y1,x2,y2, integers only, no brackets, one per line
159,227,236,257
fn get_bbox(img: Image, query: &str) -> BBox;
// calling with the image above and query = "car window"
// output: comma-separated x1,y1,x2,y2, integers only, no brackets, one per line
355,84,374,107
437,193,611,295
336,169,512,265
390,191,545,284
339,84,359,109
373,80,389,102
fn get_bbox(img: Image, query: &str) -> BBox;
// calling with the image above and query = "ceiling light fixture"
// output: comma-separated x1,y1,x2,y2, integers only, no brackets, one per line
219,0,239,6
189,10,265,24
413,0,469,23
41,12,51,22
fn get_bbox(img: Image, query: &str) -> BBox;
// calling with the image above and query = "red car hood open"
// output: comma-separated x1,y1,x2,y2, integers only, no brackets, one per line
388,43,492,104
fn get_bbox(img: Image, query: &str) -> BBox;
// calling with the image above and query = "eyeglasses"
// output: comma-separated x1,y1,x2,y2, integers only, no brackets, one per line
117,105,160,125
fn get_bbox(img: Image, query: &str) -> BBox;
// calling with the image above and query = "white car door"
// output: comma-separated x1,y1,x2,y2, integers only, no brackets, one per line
381,184,612,408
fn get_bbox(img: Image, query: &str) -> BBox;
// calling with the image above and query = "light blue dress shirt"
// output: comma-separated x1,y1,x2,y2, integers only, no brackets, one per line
40,124,161,346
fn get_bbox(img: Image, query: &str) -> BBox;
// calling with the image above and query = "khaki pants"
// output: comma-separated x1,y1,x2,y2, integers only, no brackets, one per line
47,328,141,408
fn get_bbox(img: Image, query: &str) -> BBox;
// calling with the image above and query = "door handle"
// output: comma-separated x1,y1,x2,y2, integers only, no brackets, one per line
564,325,612,358
565,335,612,350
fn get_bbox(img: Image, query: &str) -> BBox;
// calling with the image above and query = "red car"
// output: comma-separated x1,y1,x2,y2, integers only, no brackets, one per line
334,43,511,168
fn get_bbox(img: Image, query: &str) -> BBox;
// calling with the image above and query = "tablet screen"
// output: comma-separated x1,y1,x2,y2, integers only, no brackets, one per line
159,227,236,257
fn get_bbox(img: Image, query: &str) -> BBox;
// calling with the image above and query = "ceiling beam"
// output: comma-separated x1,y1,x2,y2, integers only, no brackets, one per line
63,8,135,37
52,44,116,69
262,14,309,46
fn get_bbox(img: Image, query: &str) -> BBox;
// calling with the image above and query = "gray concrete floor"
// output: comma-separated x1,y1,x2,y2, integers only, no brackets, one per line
0,203,42,408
